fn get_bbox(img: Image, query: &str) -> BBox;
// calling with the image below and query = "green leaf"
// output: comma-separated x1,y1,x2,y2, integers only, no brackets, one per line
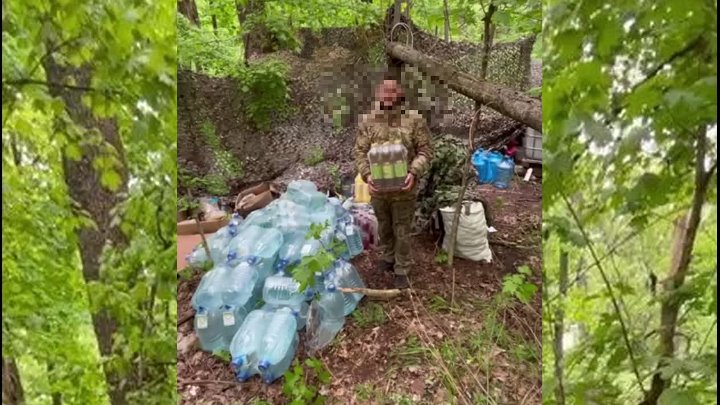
658,389,700,405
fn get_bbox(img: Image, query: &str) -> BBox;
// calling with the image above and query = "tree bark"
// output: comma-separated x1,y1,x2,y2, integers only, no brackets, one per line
2,356,25,405
553,250,568,405
43,52,129,405
178,0,200,26
480,3,497,80
236,0,265,65
386,42,542,130
642,128,716,405
442,0,450,41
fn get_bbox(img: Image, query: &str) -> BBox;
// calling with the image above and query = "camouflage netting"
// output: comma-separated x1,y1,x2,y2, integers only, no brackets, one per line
304,23,536,133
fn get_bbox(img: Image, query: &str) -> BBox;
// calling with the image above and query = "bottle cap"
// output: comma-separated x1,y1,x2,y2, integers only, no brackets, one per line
258,359,270,370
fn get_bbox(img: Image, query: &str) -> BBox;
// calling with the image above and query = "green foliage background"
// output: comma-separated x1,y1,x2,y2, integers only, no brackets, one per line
2,0,177,404
541,0,717,404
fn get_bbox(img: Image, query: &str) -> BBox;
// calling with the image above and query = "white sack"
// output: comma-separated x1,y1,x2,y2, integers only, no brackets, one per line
439,202,492,263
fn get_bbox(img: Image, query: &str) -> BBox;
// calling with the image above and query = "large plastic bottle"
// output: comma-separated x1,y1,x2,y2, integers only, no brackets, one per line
472,149,487,184
257,309,298,383
226,225,265,263
494,156,515,189
191,265,227,311
390,140,408,189
486,152,503,184
262,272,306,307
261,302,309,331
220,261,259,307
367,143,383,189
379,142,394,191
230,309,272,381
227,227,283,277
354,174,370,203
219,303,249,348
195,306,224,352
331,260,365,315
275,232,306,272
306,283,346,353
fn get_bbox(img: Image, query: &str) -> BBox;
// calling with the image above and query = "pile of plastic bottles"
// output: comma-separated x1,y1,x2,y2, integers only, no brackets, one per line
186,180,367,383
471,149,515,189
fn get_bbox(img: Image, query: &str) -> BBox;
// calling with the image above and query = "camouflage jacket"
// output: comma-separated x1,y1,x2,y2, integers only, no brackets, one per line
354,106,434,200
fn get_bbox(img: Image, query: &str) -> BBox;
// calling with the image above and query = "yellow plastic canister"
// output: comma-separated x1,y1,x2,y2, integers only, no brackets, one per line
354,174,371,203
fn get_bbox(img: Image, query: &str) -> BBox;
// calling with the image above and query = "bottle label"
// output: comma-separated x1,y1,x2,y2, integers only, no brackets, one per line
346,225,354,236
223,311,235,326
394,161,407,178
382,163,394,180
370,164,383,180
301,244,312,256
196,314,208,329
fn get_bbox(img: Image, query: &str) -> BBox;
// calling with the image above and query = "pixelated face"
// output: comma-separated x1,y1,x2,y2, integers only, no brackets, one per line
376,80,404,110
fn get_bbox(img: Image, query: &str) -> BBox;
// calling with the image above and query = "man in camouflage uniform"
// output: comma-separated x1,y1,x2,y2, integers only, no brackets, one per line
354,78,434,289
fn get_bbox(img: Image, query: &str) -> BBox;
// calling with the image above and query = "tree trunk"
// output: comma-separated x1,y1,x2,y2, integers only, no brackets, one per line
553,250,568,405
442,0,450,40
642,127,716,405
178,0,200,26
236,0,264,65
386,42,542,130
476,3,496,111
43,53,130,405
480,3,497,80
2,356,24,405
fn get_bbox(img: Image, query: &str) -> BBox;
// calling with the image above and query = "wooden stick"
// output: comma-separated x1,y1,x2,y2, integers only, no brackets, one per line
339,287,406,299
447,108,482,307
178,379,237,386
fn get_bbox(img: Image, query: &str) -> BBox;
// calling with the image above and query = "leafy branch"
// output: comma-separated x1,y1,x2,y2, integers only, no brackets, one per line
562,192,647,398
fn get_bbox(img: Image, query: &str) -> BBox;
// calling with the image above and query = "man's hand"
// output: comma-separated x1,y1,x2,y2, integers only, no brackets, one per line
367,176,380,193
401,173,415,192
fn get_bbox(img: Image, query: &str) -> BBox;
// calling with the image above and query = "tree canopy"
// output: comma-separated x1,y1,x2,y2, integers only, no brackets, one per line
542,0,717,404
2,0,177,403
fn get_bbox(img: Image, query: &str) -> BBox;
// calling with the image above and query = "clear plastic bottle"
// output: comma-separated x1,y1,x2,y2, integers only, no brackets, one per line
262,272,306,307
261,333,299,384
257,308,298,382
227,227,283,278
379,142,394,191
275,232,306,273
390,140,408,189
494,156,514,189
219,303,249,348
367,143,383,189
220,261,259,307
230,309,272,381
191,265,226,311
306,284,346,353
195,306,224,352
332,260,365,315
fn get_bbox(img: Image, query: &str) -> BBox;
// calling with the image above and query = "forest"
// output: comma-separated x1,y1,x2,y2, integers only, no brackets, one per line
177,0,544,404
541,1,717,405
2,1,178,404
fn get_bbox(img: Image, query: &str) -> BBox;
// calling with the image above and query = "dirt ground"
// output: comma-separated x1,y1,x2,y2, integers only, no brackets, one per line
177,178,542,405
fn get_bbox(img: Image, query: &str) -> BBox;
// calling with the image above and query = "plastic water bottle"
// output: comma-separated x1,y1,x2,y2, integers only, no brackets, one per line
343,223,363,257
494,156,514,189
275,232,307,272
486,152,503,183
261,302,308,330
298,238,322,258
303,272,325,301
220,261,259,307
230,309,272,381
191,266,227,311
331,260,365,315
195,306,224,352
306,284,345,353
226,225,265,262
219,303,249,348
257,309,298,383
262,272,306,307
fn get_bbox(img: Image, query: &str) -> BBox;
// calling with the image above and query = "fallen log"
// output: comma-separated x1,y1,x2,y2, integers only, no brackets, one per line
339,287,406,300
385,42,541,131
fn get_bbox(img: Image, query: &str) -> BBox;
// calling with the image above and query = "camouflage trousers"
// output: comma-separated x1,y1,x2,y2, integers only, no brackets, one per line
371,197,416,276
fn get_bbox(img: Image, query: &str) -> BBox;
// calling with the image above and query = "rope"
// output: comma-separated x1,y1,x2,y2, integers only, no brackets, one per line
389,22,414,49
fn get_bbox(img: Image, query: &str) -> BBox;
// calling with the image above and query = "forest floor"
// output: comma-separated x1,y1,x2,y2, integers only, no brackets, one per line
177,177,542,405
